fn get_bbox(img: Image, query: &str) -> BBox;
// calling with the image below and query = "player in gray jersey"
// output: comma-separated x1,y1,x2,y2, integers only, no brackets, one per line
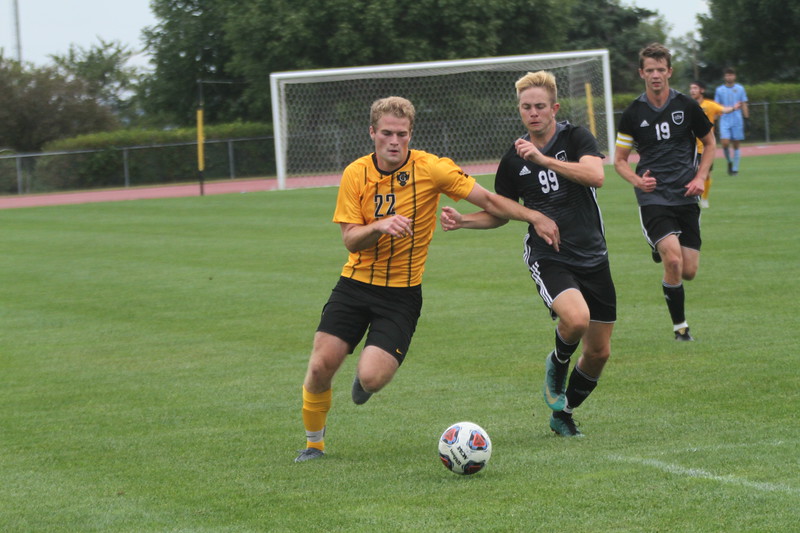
440,71,616,437
614,43,715,341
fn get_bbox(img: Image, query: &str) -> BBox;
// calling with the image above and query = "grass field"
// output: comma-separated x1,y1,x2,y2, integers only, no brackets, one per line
1,153,798,532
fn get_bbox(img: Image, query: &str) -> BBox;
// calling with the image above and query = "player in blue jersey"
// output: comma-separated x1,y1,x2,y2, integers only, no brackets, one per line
715,67,749,175
440,71,615,437
614,43,715,341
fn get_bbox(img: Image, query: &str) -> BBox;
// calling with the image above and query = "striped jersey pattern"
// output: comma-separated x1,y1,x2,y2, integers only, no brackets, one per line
333,149,476,287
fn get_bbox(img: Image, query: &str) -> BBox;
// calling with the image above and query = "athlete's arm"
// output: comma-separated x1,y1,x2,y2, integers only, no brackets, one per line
463,183,560,251
685,130,716,197
613,141,657,193
440,205,507,231
515,138,604,188
339,216,413,253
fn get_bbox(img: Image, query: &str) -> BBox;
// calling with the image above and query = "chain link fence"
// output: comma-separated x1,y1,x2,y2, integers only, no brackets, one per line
0,137,276,195
2,101,799,196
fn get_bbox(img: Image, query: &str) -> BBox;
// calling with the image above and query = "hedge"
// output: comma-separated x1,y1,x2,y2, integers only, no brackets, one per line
3,82,799,194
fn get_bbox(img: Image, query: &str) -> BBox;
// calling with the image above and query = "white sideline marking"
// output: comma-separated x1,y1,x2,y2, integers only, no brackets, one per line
607,454,800,496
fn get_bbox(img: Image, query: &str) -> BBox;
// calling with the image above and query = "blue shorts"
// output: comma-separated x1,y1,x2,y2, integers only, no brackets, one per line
719,119,745,141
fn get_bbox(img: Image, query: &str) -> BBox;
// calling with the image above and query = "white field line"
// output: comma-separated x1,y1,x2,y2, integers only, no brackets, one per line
607,449,800,496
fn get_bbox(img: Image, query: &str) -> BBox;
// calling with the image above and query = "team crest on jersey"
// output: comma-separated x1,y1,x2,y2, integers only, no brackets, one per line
555,150,567,162
396,171,409,186
672,111,685,125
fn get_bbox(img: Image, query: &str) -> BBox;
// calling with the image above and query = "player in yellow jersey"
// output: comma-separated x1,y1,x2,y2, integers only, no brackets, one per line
296,96,561,462
689,80,739,208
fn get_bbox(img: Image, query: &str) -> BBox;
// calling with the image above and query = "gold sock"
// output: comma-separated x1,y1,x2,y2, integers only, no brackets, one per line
702,176,712,200
302,386,332,450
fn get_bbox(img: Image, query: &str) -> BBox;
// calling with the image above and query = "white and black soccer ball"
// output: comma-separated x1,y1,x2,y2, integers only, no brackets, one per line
438,421,492,475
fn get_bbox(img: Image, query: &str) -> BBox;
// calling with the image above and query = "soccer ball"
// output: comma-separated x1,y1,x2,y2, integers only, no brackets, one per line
438,421,492,475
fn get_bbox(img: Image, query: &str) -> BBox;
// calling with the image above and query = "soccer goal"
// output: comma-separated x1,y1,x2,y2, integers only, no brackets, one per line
270,49,613,189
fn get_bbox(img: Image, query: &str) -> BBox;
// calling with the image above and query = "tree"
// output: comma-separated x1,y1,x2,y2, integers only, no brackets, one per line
139,0,675,124
141,0,245,126
0,54,117,152
564,0,667,93
699,0,800,82
224,0,572,118
50,39,142,124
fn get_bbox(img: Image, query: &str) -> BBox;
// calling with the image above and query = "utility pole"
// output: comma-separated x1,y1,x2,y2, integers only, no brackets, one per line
197,79,206,196
196,79,239,197
13,0,22,62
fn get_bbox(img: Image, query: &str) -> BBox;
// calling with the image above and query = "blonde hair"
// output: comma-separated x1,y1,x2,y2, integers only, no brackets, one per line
370,96,416,131
515,71,558,103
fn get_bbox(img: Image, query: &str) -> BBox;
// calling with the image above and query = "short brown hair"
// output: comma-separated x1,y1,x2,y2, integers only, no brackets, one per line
370,96,415,131
515,71,558,103
639,42,672,69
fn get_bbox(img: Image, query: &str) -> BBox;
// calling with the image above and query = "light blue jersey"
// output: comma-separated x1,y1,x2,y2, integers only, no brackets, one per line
715,83,748,134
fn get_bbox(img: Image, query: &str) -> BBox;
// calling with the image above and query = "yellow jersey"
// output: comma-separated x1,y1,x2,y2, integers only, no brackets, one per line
697,99,726,153
333,150,476,287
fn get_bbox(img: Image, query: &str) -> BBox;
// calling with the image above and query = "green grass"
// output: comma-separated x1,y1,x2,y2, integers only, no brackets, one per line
1,153,798,532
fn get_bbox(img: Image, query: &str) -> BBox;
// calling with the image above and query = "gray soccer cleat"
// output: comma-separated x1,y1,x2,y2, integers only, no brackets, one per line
351,375,373,405
294,448,325,463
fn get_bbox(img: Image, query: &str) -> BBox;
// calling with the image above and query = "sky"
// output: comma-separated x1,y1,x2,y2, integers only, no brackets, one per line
2,0,709,68
1,0,157,67
626,0,710,38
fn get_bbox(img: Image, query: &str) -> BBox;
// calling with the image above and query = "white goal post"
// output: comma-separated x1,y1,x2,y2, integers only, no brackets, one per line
270,49,614,189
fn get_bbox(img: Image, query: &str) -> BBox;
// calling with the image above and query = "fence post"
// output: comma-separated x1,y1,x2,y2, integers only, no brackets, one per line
123,148,130,187
16,156,23,194
763,102,770,143
228,140,236,179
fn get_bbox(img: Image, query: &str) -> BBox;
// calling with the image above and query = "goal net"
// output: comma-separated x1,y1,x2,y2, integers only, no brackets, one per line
270,50,613,189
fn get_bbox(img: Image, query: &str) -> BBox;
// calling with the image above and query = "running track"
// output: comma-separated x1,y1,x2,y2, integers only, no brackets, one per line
1,143,798,209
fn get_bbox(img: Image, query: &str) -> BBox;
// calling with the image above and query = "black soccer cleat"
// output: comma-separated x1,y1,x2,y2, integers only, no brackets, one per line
351,375,373,405
652,249,662,263
674,327,695,341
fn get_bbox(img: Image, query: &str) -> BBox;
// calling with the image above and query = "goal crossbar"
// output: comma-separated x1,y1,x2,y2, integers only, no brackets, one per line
270,49,614,189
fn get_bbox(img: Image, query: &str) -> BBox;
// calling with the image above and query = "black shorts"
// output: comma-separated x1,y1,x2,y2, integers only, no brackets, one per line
316,277,422,364
639,204,702,252
528,260,616,323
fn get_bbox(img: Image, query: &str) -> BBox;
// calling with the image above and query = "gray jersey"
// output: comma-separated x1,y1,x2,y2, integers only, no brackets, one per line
617,90,713,206
495,122,608,267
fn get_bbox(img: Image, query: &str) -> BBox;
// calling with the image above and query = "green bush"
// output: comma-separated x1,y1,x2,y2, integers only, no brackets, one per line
613,83,800,142
27,122,275,192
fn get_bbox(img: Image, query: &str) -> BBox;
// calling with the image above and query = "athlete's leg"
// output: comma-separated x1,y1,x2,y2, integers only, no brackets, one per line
656,234,691,333
299,332,351,457
576,321,613,378
656,234,684,286
701,171,712,207
304,332,351,393
565,321,613,410
681,246,700,281
551,288,590,345
543,289,588,411
354,345,401,394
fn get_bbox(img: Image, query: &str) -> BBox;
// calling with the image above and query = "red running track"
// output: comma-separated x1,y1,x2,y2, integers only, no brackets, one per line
1,143,798,209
